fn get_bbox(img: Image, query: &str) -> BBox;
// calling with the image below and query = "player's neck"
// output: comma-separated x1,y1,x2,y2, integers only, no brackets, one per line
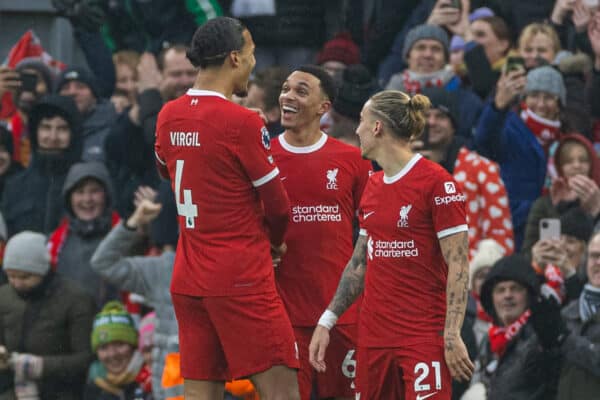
193,71,235,99
377,143,415,178
283,124,323,147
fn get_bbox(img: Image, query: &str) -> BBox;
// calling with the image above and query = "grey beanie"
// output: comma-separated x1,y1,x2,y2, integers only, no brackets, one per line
403,24,450,62
3,231,50,275
524,66,566,106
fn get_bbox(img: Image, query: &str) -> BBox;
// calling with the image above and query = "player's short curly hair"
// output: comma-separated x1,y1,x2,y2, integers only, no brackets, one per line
295,65,337,103
187,17,246,69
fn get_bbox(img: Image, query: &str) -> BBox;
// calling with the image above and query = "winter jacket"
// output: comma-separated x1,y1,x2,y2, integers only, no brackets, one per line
81,100,117,163
1,95,82,237
0,274,95,400
91,223,180,400
478,324,561,400
48,162,120,307
105,91,161,219
557,298,600,400
474,101,548,250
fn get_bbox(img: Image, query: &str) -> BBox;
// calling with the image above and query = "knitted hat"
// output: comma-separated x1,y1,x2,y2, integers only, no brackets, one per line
524,66,566,106
332,64,379,120
469,7,495,23
138,312,156,352
560,207,594,243
316,32,361,66
91,301,138,352
450,35,466,52
56,66,100,99
420,87,459,127
15,57,55,91
3,231,50,275
403,24,449,62
469,239,505,285
480,254,540,321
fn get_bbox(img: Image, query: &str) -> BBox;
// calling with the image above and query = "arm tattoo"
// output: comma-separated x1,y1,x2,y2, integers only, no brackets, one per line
328,235,368,316
440,231,470,338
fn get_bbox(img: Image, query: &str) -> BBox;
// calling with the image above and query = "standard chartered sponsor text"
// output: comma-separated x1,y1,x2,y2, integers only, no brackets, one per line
375,239,419,257
292,204,342,222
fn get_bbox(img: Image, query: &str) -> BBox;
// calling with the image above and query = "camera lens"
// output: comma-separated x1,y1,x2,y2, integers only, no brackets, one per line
542,222,548,229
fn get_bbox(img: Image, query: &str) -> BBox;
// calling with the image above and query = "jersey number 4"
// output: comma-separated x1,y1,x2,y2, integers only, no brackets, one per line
175,160,198,229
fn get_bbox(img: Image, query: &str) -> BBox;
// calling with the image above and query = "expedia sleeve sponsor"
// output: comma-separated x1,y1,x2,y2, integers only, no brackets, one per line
434,193,466,206
292,204,342,222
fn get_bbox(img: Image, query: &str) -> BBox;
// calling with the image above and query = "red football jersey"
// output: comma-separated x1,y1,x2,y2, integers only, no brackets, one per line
155,89,280,297
357,154,468,347
271,133,372,326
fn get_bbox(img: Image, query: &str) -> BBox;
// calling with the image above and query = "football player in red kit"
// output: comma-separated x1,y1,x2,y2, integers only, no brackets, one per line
271,65,372,400
309,90,474,399
154,17,300,400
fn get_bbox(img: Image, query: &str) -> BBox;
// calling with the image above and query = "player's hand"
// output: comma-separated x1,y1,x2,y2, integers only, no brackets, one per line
271,242,287,267
309,325,331,373
443,334,474,382
127,199,162,229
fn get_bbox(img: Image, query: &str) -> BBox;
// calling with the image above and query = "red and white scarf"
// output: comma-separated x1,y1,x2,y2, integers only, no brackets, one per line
520,107,561,152
399,69,455,95
488,309,531,357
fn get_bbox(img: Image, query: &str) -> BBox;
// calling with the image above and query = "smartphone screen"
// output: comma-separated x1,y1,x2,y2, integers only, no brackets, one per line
20,72,38,92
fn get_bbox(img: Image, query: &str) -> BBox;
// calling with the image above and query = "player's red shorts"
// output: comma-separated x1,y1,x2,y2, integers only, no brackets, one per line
172,291,300,380
355,339,451,400
294,324,357,400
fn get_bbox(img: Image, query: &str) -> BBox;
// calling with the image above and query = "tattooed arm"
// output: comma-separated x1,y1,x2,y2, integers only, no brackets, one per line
440,231,474,382
328,234,368,316
309,235,368,372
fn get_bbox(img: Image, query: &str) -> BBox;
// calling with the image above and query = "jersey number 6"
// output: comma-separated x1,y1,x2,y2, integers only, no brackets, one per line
175,160,198,229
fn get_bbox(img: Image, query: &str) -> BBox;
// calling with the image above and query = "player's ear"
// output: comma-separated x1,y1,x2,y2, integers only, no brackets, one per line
317,98,331,116
373,120,383,136
228,50,241,68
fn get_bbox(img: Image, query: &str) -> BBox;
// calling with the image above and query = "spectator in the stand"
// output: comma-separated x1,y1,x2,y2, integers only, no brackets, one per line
518,23,561,69
113,50,141,105
550,0,596,53
588,11,600,139
475,65,566,250
0,231,95,400
327,64,379,147
0,212,6,279
0,58,56,167
91,184,183,400
105,45,196,218
1,95,81,237
413,87,513,256
241,66,289,137
316,32,361,85
469,239,505,348
531,207,594,305
57,66,117,162
557,230,600,399
523,134,600,253
386,24,483,140
475,254,562,400
0,125,23,202
559,51,595,137
110,89,133,115
47,162,120,308
463,15,512,99
84,301,152,400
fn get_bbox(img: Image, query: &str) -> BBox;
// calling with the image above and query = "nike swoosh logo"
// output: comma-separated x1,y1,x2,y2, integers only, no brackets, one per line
364,211,375,219
280,176,287,181
416,392,438,400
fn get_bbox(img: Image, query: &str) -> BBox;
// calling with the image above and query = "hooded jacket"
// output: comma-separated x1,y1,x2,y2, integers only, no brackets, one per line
1,95,82,237
521,133,600,254
48,162,119,307
478,255,561,400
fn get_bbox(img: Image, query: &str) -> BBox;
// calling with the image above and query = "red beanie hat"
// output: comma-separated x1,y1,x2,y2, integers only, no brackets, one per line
317,32,360,66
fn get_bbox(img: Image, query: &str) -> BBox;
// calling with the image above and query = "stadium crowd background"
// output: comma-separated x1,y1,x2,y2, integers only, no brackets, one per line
0,0,599,399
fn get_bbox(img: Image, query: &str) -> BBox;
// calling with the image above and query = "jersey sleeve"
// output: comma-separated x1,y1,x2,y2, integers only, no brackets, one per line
154,108,169,179
430,172,468,239
357,176,374,237
237,113,279,187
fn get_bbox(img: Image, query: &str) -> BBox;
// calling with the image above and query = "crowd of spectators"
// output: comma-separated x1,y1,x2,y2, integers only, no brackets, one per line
0,0,600,399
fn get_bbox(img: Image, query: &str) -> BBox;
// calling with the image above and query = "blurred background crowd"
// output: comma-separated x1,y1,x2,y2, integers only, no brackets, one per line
0,0,600,399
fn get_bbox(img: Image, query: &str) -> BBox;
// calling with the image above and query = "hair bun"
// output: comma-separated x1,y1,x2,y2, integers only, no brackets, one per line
409,94,432,112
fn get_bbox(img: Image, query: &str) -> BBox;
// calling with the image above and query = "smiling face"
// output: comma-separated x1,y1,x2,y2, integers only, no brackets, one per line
407,39,446,74
519,32,556,69
70,178,107,221
37,116,71,152
525,91,560,120
97,342,134,375
492,280,529,326
425,108,454,148
279,71,329,131
559,141,591,179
